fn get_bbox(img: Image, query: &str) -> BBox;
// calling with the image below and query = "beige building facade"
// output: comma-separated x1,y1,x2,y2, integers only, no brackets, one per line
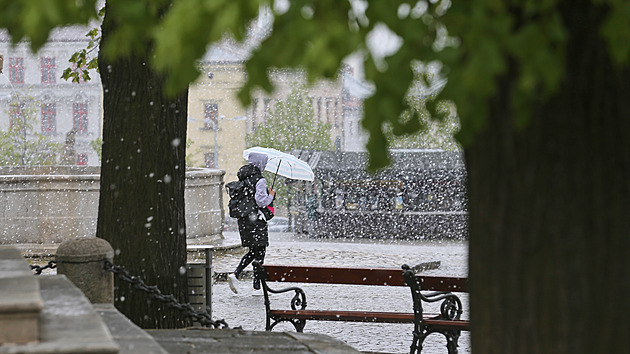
187,43,364,182
188,62,248,183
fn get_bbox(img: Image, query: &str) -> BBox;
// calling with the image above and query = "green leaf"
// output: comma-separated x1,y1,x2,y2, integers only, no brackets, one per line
601,1,630,66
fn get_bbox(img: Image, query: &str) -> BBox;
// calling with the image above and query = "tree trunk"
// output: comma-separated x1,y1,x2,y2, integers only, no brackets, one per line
468,2,630,352
97,4,190,329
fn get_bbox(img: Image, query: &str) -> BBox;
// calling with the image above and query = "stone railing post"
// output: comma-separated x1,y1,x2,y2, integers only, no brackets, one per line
55,237,114,304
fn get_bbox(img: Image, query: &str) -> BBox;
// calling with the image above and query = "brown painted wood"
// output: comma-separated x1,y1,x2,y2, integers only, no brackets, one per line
270,309,443,323
423,319,471,330
260,264,471,335
262,264,468,291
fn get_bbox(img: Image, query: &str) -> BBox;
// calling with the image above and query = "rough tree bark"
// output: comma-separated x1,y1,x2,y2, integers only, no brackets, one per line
96,4,190,329
467,2,630,352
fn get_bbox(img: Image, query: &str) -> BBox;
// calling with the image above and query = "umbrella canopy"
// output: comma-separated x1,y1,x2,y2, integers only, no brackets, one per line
243,147,314,182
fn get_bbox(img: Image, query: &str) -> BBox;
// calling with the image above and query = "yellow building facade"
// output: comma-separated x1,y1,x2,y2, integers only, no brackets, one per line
187,41,361,214
188,63,248,183
188,65,348,182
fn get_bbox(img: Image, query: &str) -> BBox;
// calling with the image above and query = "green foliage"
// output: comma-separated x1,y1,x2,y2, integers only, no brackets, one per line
247,86,332,208
386,96,460,151
90,137,102,162
62,27,101,83
0,99,61,166
152,0,264,96
184,138,198,168
2,0,628,171
246,86,333,152
0,0,98,51
239,0,362,105
601,0,630,66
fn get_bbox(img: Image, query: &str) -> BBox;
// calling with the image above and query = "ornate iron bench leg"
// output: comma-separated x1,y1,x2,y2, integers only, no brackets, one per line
269,318,306,332
294,319,306,332
410,330,422,353
445,329,461,354
417,328,431,353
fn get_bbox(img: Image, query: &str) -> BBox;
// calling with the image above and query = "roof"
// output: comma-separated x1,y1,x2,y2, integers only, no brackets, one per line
292,150,466,181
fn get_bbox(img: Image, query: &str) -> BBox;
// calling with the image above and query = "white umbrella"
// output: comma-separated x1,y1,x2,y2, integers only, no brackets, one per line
243,147,314,188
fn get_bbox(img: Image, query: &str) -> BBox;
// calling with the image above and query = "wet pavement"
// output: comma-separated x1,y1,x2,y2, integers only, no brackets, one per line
208,232,470,354
21,231,469,353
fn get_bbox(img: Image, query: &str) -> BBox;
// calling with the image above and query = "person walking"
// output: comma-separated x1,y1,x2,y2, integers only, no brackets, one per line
306,187,319,234
228,152,275,295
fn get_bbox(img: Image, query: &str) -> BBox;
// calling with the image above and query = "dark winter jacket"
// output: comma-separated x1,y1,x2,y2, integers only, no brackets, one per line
236,152,274,248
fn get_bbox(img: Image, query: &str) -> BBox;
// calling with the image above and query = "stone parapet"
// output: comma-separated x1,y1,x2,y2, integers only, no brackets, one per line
94,304,168,354
0,246,43,345
0,167,225,244
11,275,120,353
184,168,225,243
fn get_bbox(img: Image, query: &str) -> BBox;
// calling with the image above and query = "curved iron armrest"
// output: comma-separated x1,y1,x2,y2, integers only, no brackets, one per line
252,261,308,311
401,265,463,321
419,291,463,320
265,285,308,310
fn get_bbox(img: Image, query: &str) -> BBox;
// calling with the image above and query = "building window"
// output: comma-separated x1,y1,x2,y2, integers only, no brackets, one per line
9,103,25,131
9,58,24,84
204,103,218,129
71,63,87,83
76,153,88,165
41,57,56,84
73,103,88,133
204,153,216,168
41,103,56,132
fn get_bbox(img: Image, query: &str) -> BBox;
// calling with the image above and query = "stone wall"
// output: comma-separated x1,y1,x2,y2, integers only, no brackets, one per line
0,166,225,244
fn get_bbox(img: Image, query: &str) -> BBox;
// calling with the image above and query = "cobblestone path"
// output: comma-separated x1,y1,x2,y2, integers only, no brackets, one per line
210,232,470,354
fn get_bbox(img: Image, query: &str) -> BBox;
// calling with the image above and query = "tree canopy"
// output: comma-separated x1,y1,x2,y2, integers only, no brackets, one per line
0,98,60,166
0,0,611,169
4,1,627,169
386,93,460,151
246,86,333,151
2,1,630,351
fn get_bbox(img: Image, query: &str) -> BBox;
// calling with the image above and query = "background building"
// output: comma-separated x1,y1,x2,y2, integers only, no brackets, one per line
188,38,371,187
0,26,102,166
290,149,468,239
0,26,373,219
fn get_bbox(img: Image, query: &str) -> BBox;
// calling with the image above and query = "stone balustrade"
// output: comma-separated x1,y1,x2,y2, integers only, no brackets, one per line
0,166,225,245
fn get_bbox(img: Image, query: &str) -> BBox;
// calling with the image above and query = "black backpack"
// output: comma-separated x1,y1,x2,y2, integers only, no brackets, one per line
225,179,258,219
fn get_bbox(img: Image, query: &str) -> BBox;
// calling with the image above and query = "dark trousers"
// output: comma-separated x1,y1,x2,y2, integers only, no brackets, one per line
234,245,267,290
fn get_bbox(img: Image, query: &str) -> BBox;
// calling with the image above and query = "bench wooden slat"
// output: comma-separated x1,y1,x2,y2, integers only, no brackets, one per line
423,318,471,330
270,309,442,324
254,262,471,353
263,264,468,291
264,265,406,286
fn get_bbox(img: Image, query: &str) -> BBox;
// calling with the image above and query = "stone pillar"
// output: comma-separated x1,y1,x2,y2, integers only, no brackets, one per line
56,237,114,304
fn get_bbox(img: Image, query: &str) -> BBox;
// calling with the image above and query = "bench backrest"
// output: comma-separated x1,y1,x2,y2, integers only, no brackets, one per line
261,264,468,292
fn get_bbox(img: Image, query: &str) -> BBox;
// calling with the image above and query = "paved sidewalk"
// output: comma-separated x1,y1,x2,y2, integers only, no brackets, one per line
16,232,468,353
210,232,470,354
209,232,444,280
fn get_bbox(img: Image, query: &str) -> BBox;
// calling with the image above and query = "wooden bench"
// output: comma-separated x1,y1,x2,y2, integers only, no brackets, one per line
252,261,470,354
